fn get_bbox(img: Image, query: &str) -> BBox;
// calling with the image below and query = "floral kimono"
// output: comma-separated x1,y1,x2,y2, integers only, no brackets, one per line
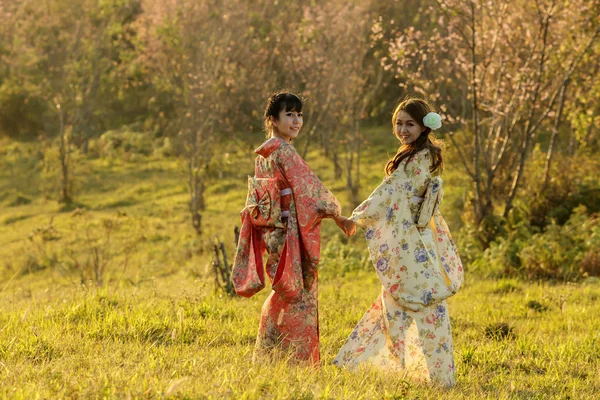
232,137,341,365
334,149,464,386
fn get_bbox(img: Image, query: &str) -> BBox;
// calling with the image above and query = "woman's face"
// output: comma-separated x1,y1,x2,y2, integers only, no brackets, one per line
395,110,426,144
272,108,303,142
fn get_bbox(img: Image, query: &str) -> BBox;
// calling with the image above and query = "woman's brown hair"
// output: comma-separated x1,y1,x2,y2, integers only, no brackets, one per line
384,98,444,176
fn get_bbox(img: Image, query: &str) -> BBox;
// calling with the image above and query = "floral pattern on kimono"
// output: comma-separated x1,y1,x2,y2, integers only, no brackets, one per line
232,137,341,365
334,149,464,386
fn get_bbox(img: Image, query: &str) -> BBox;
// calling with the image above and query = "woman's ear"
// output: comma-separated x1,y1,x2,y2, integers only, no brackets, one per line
270,115,278,128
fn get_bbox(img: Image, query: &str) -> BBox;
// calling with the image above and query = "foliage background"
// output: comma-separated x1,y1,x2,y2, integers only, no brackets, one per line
1,0,599,398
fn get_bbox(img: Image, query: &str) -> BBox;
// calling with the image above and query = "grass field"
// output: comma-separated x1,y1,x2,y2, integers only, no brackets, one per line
1,132,599,399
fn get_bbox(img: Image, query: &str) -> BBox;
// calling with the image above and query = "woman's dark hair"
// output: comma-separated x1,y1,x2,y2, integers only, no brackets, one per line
264,92,303,137
385,97,444,176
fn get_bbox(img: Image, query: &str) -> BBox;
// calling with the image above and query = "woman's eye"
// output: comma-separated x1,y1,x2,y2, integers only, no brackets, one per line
298,113,303,117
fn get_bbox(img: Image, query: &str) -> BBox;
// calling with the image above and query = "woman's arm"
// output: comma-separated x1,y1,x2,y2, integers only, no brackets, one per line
277,144,342,222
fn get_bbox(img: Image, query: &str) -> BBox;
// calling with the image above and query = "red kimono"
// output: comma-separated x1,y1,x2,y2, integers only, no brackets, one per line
232,137,341,365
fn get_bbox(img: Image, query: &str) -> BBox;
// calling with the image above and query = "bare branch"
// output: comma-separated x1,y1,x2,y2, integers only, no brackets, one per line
447,133,476,179
530,25,600,135
542,79,569,188
504,9,552,216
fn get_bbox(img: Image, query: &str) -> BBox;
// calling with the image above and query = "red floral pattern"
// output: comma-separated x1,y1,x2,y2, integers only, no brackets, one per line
232,137,341,365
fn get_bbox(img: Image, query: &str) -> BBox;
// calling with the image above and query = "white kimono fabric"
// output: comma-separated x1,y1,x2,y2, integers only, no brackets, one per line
334,149,464,387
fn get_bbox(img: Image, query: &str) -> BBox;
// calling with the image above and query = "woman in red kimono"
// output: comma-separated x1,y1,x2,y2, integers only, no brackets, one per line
232,92,351,365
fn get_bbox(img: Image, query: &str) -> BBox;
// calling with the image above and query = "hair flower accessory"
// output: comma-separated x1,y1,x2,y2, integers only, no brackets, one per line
423,112,442,130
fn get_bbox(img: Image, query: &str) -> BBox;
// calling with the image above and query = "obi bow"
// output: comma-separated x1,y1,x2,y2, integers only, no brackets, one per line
247,189,271,220
416,176,443,228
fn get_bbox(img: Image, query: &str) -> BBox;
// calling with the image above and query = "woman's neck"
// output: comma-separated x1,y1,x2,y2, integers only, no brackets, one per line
271,131,292,143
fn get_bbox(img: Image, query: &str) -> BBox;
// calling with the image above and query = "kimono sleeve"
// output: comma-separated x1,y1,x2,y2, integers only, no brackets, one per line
277,145,341,222
416,176,443,228
355,151,462,311
350,174,398,229
352,151,432,229
231,208,266,297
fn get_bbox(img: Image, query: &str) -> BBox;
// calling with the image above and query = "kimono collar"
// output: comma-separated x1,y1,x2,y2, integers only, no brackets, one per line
255,137,288,158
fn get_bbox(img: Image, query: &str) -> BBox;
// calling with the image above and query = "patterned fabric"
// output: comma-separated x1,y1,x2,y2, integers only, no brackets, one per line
417,176,443,228
232,137,341,365
246,176,284,228
247,184,272,220
334,149,464,386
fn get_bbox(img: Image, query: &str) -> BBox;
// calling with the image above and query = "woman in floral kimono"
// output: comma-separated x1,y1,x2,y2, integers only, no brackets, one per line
232,92,351,365
334,98,464,386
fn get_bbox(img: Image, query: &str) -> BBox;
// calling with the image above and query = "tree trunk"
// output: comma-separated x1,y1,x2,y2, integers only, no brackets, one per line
469,1,486,226
188,130,203,236
58,106,70,204
333,150,342,180
504,14,550,217
542,81,568,189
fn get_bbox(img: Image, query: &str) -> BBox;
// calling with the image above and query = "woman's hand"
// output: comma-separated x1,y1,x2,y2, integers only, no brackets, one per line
334,216,357,237
344,218,357,237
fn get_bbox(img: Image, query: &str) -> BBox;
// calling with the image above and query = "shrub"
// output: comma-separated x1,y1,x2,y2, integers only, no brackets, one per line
97,128,156,157
469,204,535,278
519,206,598,281
528,151,600,228
0,79,48,139
472,206,599,281
465,149,600,281
23,210,144,285
319,234,370,277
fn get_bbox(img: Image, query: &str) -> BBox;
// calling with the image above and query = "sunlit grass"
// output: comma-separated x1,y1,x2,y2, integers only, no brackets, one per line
1,135,599,398
1,272,599,398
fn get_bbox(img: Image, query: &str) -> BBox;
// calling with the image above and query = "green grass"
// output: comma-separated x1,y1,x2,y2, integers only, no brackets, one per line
1,273,599,398
0,134,598,399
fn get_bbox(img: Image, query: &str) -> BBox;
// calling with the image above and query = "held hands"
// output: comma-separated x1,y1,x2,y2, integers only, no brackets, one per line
334,215,357,237
344,218,357,236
